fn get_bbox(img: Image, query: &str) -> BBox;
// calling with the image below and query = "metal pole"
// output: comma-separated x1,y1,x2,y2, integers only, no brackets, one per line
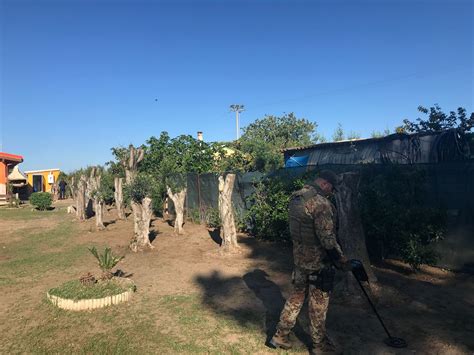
236,111,240,140
355,277,393,339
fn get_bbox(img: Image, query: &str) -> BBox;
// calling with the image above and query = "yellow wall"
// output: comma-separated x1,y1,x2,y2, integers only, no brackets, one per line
26,170,61,193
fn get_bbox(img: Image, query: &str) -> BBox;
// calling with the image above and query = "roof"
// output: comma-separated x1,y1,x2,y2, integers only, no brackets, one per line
283,133,410,152
0,152,24,163
24,169,61,174
283,130,471,165
8,165,27,181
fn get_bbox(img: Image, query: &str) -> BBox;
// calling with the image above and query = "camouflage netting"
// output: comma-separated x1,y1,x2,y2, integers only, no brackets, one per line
168,160,473,272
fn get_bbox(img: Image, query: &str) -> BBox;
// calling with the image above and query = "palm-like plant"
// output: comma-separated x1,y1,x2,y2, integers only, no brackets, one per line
88,247,124,280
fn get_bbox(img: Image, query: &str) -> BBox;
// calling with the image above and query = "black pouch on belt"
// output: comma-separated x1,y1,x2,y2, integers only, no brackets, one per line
308,266,335,292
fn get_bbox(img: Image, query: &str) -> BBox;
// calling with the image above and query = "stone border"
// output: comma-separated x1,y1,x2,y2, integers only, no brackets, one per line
47,279,135,311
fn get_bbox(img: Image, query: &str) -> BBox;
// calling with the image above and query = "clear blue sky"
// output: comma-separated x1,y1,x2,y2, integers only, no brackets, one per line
1,0,472,172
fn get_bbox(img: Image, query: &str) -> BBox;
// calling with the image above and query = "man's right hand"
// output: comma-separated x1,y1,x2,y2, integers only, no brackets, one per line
336,256,353,272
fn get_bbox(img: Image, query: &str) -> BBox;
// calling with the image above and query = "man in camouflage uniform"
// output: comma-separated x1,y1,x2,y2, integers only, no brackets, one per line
270,170,351,354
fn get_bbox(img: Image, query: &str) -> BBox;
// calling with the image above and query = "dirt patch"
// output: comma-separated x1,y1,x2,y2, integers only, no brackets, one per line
1,203,473,354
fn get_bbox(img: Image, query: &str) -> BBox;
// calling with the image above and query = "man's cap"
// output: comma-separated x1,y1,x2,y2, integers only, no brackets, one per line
318,169,339,187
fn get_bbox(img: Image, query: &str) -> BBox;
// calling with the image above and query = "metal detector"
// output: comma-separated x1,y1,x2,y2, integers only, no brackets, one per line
350,259,408,348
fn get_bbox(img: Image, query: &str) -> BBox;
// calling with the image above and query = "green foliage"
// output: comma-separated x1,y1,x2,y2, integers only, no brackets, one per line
245,176,304,242
371,128,391,138
402,104,474,133
205,207,221,229
240,113,317,172
125,173,156,203
88,246,124,274
29,192,53,210
347,131,361,140
359,166,446,270
89,166,115,204
187,208,201,224
332,122,345,141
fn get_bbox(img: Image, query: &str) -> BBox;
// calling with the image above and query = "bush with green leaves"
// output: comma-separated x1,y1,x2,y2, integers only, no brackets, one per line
29,192,53,210
359,166,446,270
124,174,156,203
245,176,304,242
205,207,221,229
88,246,124,280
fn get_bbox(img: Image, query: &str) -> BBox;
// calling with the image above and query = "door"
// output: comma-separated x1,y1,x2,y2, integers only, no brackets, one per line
33,175,43,192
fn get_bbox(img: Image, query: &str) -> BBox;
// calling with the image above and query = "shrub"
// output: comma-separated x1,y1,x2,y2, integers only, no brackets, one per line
29,192,53,210
245,177,304,242
187,208,201,224
205,207,220,228
359,166,446,270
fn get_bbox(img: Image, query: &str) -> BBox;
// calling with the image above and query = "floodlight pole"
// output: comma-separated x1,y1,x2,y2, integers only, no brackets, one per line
230,104,245,140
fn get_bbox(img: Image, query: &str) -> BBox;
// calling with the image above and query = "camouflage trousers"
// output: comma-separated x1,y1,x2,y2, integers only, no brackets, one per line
275,267,330,344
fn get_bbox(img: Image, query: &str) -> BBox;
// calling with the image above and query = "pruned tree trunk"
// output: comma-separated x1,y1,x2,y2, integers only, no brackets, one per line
334,172,377,302
218,174,239,252
69,177,76,201
121,145,153,252
95,200,105,230
167,186,186,234
131,201,141,237
85,173,94,218
51,182,59,201
76,175,86,221
130,197,154,252
124,145,144,185
89,168,105,231
114,177,125,220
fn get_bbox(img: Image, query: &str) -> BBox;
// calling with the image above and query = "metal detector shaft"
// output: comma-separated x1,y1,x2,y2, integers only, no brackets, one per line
354,277,393,339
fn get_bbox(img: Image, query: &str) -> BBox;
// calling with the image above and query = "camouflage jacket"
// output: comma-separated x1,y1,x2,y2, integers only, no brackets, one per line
290,184,344,271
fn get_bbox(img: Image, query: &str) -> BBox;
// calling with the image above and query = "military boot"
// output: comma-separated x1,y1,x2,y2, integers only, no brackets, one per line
310,336,339,355
269,332,292,350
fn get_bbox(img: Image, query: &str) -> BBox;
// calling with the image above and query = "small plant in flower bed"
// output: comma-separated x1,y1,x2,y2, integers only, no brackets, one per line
88,246,124,280
48,279,133,301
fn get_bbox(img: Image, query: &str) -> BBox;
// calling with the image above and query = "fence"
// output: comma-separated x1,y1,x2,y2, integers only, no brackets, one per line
177,162,474,272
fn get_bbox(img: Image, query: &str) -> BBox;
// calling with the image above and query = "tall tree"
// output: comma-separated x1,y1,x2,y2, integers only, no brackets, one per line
240,113,317,172
400,105,474,133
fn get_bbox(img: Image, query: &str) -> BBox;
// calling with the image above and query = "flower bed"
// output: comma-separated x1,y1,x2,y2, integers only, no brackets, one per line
47,278,135,311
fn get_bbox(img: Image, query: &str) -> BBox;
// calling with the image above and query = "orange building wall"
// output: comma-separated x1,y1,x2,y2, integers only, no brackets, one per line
0,161,7,195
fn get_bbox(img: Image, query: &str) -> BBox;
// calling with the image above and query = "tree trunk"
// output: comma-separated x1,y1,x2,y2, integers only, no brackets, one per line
76,176,86,221
167,186,186,234
95,200,105,230
218,174,238,252
130,197,154,252
51,182,59,201
114,177,125,220
131,201,141,237
69,177,76,201
334,172,377,302
85,173,95,218
89,168,105,231
120,145,152,252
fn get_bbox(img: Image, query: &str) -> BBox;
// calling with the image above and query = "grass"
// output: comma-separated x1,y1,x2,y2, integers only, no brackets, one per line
48,279,134,300
0,217,87,285
0,205,55,220
0,207,299,354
